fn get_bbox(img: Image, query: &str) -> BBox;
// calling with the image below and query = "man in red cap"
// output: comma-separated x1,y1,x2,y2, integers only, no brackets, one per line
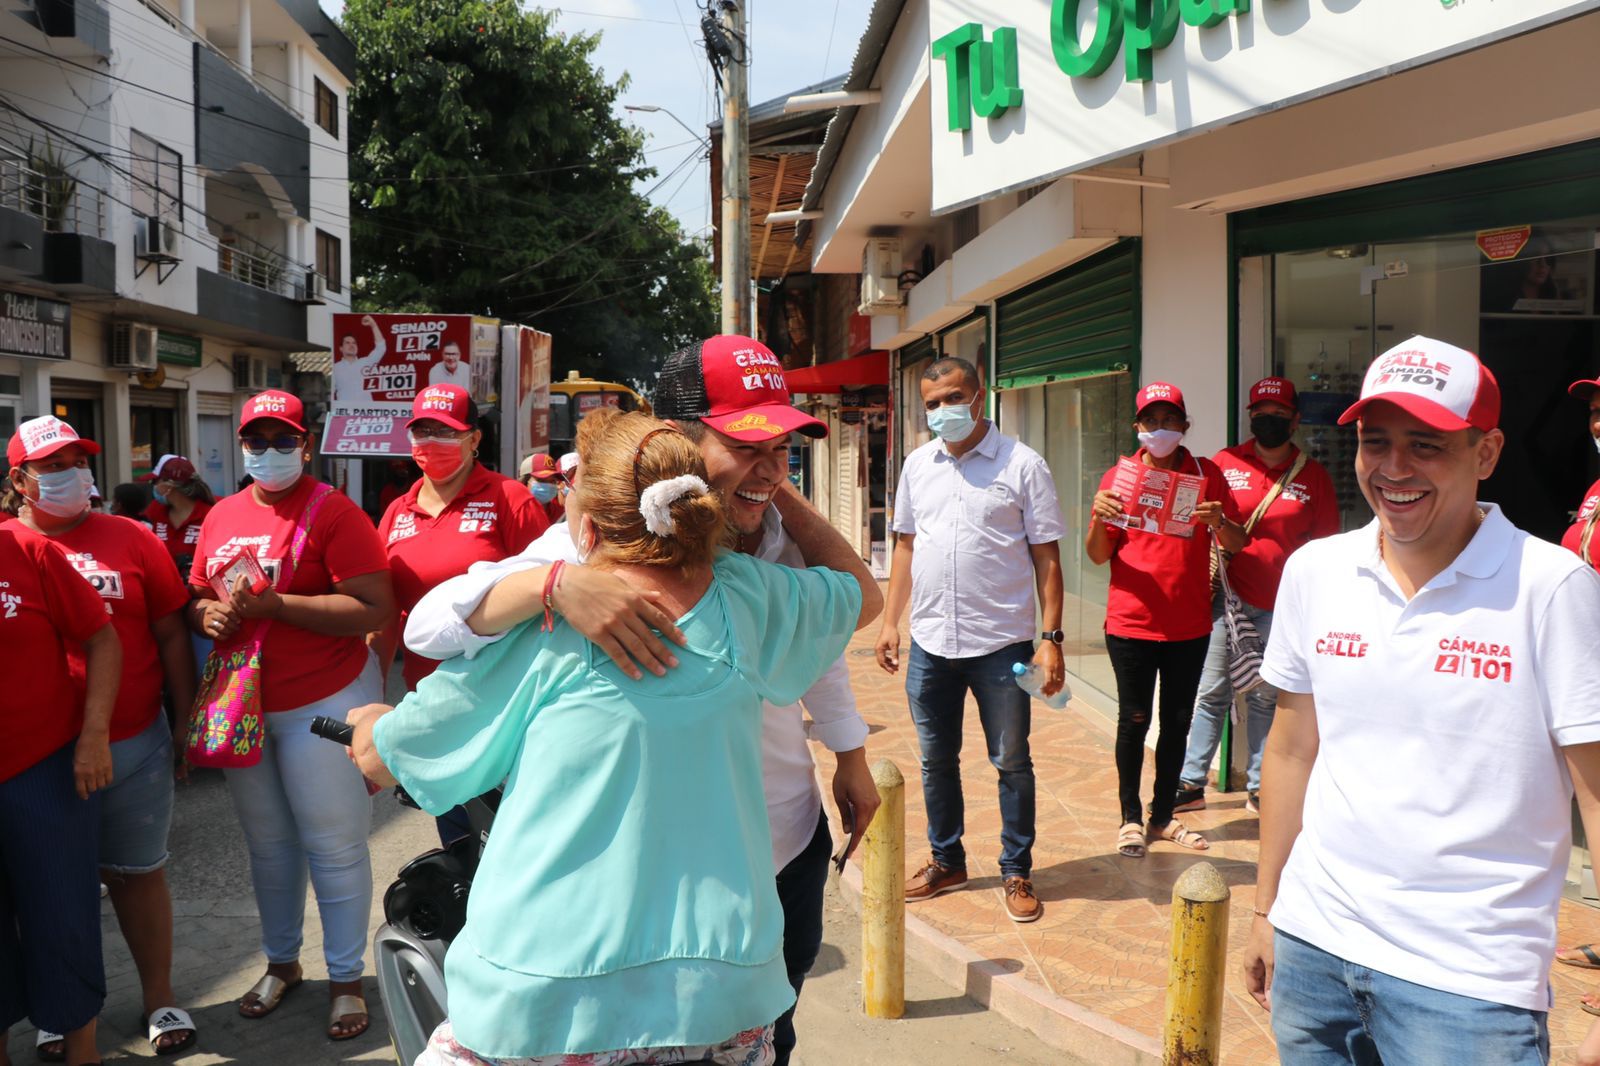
877,355,1065,924
1242,337,1600,1064
399,335,882,1066
1173,377,1340,816
519,452,565,524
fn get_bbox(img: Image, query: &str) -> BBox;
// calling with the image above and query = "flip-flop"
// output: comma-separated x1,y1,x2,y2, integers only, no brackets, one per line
1583,993,1600,1018
1557,943,1600,970
1117,821,1146,858
142,1007,198,1056
238,972,303,1019
328,993,370,1042
35,1030,64,1063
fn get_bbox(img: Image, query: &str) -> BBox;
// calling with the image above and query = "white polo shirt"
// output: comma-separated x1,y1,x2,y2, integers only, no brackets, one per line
891,422,1066,659
402,506,867,871
1261,504,1600,1011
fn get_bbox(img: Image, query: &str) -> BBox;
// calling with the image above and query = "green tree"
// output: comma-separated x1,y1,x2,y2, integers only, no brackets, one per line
343,0,716,384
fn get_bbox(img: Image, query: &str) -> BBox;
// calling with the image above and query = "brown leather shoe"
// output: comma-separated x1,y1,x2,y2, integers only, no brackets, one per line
1004,876,1041,923
906,858,967,902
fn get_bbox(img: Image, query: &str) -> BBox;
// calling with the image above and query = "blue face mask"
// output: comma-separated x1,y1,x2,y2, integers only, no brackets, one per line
242,447,304,492
152,488,169,505
926,401,977,443
529,481,559,503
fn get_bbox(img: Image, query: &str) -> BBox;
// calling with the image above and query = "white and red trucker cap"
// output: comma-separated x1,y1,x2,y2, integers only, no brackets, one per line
1338,336,1500,433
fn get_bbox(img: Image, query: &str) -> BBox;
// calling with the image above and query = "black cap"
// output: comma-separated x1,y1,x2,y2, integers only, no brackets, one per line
654,340,710,422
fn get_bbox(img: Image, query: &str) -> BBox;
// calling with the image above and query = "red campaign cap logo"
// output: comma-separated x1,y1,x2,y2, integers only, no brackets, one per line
22,418,70,451
419,388,457,411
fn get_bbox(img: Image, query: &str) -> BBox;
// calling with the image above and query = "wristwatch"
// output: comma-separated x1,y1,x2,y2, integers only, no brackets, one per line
1040,630,1064,645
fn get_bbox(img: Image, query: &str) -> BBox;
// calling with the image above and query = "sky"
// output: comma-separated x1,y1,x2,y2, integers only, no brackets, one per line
316,1,872,237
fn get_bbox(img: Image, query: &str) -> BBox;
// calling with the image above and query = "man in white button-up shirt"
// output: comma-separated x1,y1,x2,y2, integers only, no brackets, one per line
1243,337,1600,1065
875,356,1066,924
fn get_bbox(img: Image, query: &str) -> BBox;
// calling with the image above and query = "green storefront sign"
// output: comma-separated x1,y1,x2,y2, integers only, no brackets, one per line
157,330,202,367
932,0,1253,132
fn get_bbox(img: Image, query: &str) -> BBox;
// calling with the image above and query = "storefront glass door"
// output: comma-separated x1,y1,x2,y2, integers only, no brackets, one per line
1270,222,1600,541
1000,372,1134,706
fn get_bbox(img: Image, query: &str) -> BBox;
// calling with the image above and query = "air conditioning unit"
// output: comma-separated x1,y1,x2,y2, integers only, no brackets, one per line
232,352,270,392
107,322,159,372
133,215,182,263
294,269,327,305
858,238,903,314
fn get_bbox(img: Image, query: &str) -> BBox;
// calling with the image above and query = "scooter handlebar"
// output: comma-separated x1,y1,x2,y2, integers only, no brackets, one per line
309,715,355,746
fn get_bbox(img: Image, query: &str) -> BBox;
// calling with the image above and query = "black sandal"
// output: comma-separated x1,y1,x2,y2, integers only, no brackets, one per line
1557,943,1600,970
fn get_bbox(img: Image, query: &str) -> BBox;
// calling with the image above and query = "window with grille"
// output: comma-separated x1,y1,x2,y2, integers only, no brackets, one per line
314,79,339,139
130,131,181,221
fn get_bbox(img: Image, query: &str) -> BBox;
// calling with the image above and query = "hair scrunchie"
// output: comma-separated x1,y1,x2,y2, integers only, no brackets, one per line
638,474,709,537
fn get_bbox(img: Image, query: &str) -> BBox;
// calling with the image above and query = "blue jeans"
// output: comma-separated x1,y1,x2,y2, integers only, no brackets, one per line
905,640,1035,877
224,659,381,982
771,809,831,1066
0,744,104,1036
1272,930,1550,1065
1180,593,1277,794
100,714,176,874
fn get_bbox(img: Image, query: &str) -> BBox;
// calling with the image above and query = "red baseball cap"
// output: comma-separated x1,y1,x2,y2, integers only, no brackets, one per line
1248,377,1298,410
522,452,560,481
1338,336,1500,433
7,415,101,466
239,390,308,433
658,335,826,443
139,453,197,483
407,384,473,431
1135,381,1186,417
1569,378,1600,404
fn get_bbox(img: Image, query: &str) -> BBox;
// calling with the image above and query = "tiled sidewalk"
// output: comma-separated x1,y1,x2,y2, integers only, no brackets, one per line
818,620,1600,1065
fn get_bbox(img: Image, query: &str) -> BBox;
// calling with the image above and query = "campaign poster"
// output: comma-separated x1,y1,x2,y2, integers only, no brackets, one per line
516,326,552,455
324,312,481,456
471,317,501,404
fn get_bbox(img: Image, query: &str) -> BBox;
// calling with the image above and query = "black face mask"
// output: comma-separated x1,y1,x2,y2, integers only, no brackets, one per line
1250,414,1294,449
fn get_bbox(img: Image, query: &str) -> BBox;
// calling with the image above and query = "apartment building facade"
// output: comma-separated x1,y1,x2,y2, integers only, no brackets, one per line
0,0,353,493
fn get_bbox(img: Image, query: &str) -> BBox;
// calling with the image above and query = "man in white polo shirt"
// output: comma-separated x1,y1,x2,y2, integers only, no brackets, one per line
1242,336,1600,1064
875,355,1065,924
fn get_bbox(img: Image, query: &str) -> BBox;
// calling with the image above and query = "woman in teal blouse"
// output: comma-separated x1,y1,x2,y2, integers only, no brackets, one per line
349,415,879,1066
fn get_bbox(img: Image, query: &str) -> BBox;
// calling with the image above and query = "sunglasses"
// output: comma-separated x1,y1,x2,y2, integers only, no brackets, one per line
240,434,305,455
408,426,472,443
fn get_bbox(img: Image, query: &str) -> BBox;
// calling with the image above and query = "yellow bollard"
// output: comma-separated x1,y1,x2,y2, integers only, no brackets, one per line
860,758,905,1019
1163,861,1230,1065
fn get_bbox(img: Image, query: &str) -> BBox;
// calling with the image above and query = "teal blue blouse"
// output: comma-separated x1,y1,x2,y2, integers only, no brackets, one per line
373,551,862,1058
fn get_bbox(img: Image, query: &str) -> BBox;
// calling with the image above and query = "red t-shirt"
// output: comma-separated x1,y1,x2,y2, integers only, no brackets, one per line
144,498,213,575
54,514,191,740
191,478,390,712
377,463,548,689
1098,448,1239,642
1213,442,1342,611
0,525,112,782
1561,477,1600,574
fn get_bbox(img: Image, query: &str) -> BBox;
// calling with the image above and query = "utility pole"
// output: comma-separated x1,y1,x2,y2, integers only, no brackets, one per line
718,0,751,336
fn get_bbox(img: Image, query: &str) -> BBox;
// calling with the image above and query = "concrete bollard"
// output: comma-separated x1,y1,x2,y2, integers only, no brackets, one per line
861,758,905,1019
1163,861,1230,1065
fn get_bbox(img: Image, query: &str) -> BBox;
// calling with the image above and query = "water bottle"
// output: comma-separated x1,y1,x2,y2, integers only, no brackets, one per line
1012,661,1070,709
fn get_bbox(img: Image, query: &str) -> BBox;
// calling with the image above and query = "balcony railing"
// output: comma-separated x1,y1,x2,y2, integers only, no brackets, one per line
216,240,309,299
0,154,108,239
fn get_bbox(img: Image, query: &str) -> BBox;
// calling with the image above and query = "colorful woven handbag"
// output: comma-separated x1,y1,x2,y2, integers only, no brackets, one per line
184,483,335,769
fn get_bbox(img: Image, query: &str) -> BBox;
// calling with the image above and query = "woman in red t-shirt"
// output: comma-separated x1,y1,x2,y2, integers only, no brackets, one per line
0,421,123,1066
6,415,201,1056
186,390,394,1044
141,453,215,578
1086,384,1245,859
372,385,546,843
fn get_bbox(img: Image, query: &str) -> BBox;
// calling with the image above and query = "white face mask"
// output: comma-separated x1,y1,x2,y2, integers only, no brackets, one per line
1137,428,1185,459
1593,436,1600,457
242,447,305,492
27,466,95,518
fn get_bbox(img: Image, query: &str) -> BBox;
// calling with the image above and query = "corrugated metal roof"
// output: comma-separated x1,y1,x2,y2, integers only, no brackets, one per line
290,350,332,375
794,0,911,249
